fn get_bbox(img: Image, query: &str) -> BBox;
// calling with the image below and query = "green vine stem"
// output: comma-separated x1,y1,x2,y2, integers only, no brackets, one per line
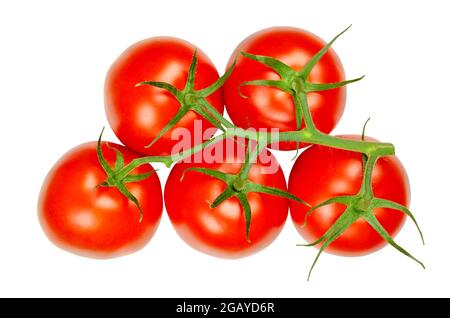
97,25,424,279
103,127,395,180
271,130,394,157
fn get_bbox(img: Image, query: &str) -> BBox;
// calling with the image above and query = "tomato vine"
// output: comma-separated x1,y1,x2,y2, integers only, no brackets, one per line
97,25,424,279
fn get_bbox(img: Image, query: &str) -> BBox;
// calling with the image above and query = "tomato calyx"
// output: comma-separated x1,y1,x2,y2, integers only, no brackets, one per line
96,128,156,222
239,25,364,134
290,78,306,95
135,50,237,149
183,140,310,241
238,25,365,159
299,154,425,280
231,178,246,192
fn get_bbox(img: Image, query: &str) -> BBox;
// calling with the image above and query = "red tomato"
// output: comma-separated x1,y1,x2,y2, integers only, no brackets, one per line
289,135,410,256
105,37,223,156
224,27,346,150
38,142,163,258
164,139,288,258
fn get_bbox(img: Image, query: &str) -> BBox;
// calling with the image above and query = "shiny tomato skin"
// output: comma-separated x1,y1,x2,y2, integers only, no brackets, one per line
38,142,163,258
289,135,410,256
105,37,224,156
164,139,289,258
224,27,346,150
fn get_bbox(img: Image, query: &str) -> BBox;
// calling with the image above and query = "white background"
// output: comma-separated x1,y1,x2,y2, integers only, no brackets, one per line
0,0,449,297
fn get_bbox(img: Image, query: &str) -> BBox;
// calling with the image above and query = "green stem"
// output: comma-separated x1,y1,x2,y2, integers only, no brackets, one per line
274,130,395,157
239,139,267,178
293,91,316,131
360,155,377,197
115,132,228,179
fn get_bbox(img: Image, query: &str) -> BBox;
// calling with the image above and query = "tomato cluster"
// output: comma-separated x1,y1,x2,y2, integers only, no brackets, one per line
38,27,422,277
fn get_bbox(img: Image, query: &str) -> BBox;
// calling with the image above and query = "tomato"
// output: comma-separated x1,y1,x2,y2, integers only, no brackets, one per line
289,135,410,256
105,37,223,156
223,27,346,150
38,142,163,258
164,139,288,258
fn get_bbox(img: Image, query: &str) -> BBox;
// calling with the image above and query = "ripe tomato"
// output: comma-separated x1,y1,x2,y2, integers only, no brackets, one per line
164,139,288,258
289,135,410,256
223,27,346,150
105,37,223,156
38,142,163,258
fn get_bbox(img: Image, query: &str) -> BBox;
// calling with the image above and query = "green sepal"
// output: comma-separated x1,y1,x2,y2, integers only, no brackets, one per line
241,52,294,77
197,58,237,97
96,127,114,175
184,49,198,92
237,192,252,242
144,106,190,148
364,213,425,269
106,143,124,170
115,181,144,223
372,198,425,245
123,170,156,183
135,81,180,98
302,195,354,227
305,75,365,92
182,167,234,183
238,79,291,99
244,182,310,207
300,25,352,77
304,206,360,281
211,187,236,208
